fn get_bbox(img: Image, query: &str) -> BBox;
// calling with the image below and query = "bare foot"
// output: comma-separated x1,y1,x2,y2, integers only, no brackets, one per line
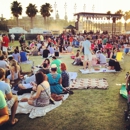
10,118,19,126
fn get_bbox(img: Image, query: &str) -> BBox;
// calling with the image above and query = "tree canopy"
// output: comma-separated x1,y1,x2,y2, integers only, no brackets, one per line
40,3,53,19
26,3,38,18
11,1,22,17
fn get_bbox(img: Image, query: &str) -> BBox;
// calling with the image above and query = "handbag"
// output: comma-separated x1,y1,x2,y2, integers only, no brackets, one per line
41,84,55,105
51,93,63,101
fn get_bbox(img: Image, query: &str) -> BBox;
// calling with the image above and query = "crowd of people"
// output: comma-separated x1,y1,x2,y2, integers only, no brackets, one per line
0,30,130,126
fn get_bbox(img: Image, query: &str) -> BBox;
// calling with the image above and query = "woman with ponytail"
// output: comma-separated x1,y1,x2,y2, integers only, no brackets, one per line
7,59,22,83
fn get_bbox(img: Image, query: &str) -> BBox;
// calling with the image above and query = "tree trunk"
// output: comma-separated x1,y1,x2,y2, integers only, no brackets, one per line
44,17,46,29
31,17,33,29
125,21,127,31
16,17,18,26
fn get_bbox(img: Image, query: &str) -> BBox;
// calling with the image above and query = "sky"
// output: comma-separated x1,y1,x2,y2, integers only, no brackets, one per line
0,0,130,21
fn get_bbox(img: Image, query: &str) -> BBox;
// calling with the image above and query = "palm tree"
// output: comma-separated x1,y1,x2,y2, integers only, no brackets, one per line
40,3,53,28
124,11,130,30
26,3,38,29
11,1,22,26
115,10,123,20
113,10,123,32
106,11,111,32
106,11,111,20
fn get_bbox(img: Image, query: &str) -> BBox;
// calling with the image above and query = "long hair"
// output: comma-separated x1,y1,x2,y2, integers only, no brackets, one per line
0,50,3,56
10,59,17,73
61,63,67,71
35,72,46,85
44,58,50,65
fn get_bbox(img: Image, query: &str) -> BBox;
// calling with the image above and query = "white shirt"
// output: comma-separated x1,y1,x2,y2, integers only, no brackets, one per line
0,60,8,69
11,34,15,39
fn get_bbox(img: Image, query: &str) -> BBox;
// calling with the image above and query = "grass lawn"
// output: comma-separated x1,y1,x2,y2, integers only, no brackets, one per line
1,41,130,130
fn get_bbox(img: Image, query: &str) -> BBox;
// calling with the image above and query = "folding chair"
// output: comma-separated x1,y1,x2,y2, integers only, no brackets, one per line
116,52,124,62
19,61,34,73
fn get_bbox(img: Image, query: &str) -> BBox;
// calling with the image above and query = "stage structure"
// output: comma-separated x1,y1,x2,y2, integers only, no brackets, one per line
74,12,123,34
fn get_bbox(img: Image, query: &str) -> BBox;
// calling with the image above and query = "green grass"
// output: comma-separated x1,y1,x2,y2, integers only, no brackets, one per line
2,41,130,130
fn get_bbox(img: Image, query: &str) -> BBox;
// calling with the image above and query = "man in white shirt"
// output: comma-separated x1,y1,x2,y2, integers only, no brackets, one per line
80,35,92,72
10,34,15,43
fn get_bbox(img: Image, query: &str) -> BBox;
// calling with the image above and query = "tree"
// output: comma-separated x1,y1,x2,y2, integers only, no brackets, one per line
106,11,111,32
26,3,38,29
106,11,111,20
115,10,123,20
11,1,22,26
40,3,53,28
124,11,130,30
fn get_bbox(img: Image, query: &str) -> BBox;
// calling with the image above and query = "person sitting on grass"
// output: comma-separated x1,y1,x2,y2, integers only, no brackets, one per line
20,47,28,62
12,49,21,63
21,72,51,107
61,63,70,88
47,64,63,95
7,59,23,84
41,58,50,69
39,63,50,74
0,90,9,126
0,68,19,126
47,64,66,95
51,56,62,74
96,50,106,64
72,50,82,65
108,48,121,71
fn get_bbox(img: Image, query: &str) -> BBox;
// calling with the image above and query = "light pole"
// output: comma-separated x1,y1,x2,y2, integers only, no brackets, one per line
74,3,77,21
64,3,67,21
83,4,86,12
74,3,77,13
64,3,67,14
92,5,95,31
54,2,57,20
92,5,95,13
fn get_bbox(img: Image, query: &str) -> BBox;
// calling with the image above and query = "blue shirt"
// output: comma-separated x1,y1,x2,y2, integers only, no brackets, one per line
20,51,27,62
0,81,11,95
82,40,91,55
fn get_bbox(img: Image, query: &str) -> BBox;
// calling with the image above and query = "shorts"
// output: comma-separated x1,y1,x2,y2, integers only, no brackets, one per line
2,46,7,52
6,98,15,109
84,54,92,61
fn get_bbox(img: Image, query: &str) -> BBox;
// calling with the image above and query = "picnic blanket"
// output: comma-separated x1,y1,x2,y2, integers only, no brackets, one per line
14,93,69,119
70,78,108,89
120,84,127,99
79,68,117,74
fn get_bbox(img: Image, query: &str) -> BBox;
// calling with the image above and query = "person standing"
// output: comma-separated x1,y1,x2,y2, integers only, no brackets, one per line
10,34,15,43
2,34,9,53
0,34,3,50
80,35,93,72
40,34,44,44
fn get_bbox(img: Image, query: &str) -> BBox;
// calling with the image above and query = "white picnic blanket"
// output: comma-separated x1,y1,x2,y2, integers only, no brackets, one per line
79,68,117,74
15,93,69,119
